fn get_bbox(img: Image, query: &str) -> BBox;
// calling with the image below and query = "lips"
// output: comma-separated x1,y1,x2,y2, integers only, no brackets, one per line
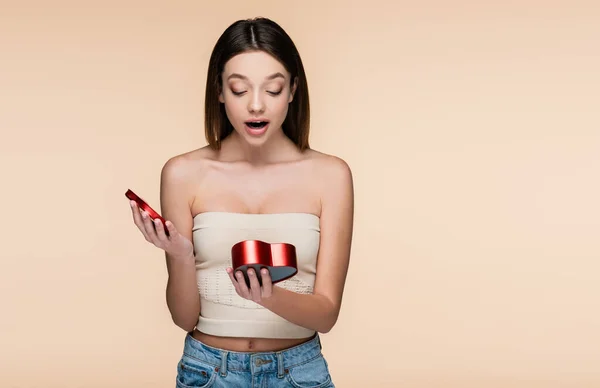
244,119,270,136
244,119,269,129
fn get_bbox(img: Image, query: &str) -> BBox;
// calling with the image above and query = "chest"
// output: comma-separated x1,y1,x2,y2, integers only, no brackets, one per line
195,164,321,215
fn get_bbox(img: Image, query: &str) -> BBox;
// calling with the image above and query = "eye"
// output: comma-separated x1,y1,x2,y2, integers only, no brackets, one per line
267,90,283,96
231,90,246,96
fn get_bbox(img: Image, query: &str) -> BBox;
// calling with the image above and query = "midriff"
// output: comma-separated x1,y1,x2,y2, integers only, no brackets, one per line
192,329,314,352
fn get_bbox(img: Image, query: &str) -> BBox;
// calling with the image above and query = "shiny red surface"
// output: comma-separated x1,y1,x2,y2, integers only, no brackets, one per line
125,189,169,235
231,240,298,283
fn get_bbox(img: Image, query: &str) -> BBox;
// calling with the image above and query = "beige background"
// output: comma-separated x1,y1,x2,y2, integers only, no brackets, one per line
1,1,599,387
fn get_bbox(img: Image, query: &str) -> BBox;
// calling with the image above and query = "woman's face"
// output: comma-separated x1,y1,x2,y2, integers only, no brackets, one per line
219,50,296,147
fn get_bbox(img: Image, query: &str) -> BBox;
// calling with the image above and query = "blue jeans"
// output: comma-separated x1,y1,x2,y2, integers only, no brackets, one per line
176,332,335,387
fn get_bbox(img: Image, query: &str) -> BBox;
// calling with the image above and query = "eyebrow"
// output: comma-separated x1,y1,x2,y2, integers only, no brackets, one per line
227,72,286,81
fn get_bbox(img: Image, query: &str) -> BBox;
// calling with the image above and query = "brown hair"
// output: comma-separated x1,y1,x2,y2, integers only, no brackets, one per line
204,17,310,151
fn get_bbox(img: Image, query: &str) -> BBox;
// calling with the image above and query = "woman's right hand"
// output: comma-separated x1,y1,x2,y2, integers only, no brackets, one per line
129,200,194,259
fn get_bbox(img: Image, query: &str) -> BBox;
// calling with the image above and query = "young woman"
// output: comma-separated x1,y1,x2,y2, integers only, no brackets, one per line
129,17,354,387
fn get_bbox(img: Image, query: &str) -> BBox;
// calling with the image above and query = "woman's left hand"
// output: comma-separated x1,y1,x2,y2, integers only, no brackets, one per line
226,267,273,304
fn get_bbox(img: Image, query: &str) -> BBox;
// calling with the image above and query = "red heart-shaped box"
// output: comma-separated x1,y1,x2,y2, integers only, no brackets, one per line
231,240,298,287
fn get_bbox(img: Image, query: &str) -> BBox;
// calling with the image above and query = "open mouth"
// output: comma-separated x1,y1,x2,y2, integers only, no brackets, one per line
245,121,269,129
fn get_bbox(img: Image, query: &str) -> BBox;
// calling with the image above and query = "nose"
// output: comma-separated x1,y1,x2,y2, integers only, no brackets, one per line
248,91,265,113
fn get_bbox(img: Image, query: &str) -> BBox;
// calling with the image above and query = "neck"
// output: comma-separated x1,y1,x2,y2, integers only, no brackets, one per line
221,129,297,165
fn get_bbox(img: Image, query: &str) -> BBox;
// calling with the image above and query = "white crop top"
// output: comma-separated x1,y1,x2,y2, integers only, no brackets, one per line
191,212,321,339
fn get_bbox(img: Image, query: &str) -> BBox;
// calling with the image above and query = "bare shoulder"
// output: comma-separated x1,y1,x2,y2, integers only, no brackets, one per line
160,146,218,188
301,149,354,219
305,149,353,191
159,146,215,231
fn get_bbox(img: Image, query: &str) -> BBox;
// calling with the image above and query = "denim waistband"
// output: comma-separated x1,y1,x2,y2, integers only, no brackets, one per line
182,332,323,377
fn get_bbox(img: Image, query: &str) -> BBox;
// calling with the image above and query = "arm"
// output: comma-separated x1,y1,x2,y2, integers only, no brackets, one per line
260,157,355,333
160,157,200,332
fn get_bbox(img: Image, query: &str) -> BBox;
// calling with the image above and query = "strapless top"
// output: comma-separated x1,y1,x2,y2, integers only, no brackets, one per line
191,212,320,339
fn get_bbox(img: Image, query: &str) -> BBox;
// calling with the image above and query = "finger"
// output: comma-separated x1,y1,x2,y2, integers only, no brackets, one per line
260,268,272,297
130,202,151,240
247,268,262,301
226,268,242,295
235,270,251,298
140,211,159,242
165,220,178,238
130,201,143,228
153,218,169,243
